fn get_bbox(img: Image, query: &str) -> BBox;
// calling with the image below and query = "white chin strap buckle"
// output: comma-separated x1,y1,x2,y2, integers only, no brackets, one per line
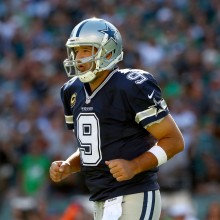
79,70,97,83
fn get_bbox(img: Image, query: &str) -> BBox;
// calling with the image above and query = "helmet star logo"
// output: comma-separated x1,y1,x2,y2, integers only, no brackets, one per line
98,25,117,44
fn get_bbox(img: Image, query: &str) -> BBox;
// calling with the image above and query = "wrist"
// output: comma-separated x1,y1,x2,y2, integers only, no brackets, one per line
148,145,167,166
65,160,80,173
63,160,74,173
131,158,142,175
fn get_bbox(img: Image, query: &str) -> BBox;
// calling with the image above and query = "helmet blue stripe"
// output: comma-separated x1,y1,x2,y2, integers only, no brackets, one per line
76,21,88,37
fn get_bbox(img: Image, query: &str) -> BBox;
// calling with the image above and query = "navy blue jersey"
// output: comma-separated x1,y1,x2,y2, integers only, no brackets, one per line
60,68,169,201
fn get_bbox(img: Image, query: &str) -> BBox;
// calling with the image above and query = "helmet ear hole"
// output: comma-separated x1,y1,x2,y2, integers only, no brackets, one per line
106,52,112,60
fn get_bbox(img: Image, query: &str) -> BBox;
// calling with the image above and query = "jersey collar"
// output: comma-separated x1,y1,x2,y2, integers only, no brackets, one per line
84,68,118,104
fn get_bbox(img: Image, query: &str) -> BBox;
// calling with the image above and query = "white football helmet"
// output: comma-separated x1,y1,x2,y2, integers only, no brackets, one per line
63,18,123,82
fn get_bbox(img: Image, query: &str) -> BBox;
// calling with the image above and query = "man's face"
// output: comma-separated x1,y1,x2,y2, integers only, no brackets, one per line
73,46,98,73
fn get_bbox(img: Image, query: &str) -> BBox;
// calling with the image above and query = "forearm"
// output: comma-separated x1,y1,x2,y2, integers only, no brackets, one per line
65,149,81,173
131,151,158,175
132,136,184,175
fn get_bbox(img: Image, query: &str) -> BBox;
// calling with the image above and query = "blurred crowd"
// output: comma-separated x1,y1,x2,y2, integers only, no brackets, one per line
0,0,220,219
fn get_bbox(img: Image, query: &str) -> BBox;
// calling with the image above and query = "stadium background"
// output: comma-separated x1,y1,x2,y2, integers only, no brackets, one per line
0,0,220,219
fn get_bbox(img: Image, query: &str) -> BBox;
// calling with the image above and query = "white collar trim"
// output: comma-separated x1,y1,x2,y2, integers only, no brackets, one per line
84,68,118,104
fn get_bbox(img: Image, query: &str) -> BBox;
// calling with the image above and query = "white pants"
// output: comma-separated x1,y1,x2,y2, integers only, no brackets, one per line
94,190,161,220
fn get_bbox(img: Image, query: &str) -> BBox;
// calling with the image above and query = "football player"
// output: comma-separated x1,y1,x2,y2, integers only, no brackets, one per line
49,18,184,220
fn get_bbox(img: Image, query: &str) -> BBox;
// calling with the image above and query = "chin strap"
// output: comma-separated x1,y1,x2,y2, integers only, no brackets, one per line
79,69,98,83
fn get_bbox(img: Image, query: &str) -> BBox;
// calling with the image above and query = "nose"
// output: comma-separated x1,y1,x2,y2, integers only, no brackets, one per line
75,53,85,67
75,51,83,60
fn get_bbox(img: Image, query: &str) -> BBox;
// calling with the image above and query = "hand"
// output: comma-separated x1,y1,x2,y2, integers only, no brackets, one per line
49,161,72,182
105,159,138,182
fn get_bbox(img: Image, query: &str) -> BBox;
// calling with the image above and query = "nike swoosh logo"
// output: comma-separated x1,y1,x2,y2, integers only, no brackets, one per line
148,90,155,99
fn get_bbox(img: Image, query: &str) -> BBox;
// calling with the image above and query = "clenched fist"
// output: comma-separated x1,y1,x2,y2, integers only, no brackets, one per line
105,159,138,182
49,161,72,182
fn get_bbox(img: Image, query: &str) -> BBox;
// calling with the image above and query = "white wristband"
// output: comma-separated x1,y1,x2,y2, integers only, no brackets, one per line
148,145,167,166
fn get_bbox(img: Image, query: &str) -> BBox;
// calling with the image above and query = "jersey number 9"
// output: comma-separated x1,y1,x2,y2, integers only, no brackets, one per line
77,113,102,166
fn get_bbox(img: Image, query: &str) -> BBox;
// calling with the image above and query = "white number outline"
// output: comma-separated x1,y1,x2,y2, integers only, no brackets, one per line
122,69,148,84
76,113,102,166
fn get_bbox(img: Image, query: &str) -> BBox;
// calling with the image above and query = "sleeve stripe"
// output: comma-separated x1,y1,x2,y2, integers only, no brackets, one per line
65,115,74,124
144,118,164,128
135,99,167,124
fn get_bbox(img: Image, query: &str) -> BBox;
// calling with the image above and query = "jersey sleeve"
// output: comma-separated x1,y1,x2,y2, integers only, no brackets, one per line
127,71,169,128
60,83,74,130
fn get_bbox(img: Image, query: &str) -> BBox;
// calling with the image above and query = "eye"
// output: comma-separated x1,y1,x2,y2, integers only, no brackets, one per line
83,48,91,53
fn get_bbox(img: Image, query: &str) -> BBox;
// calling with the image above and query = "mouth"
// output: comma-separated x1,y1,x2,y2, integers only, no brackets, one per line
76,63,86,72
